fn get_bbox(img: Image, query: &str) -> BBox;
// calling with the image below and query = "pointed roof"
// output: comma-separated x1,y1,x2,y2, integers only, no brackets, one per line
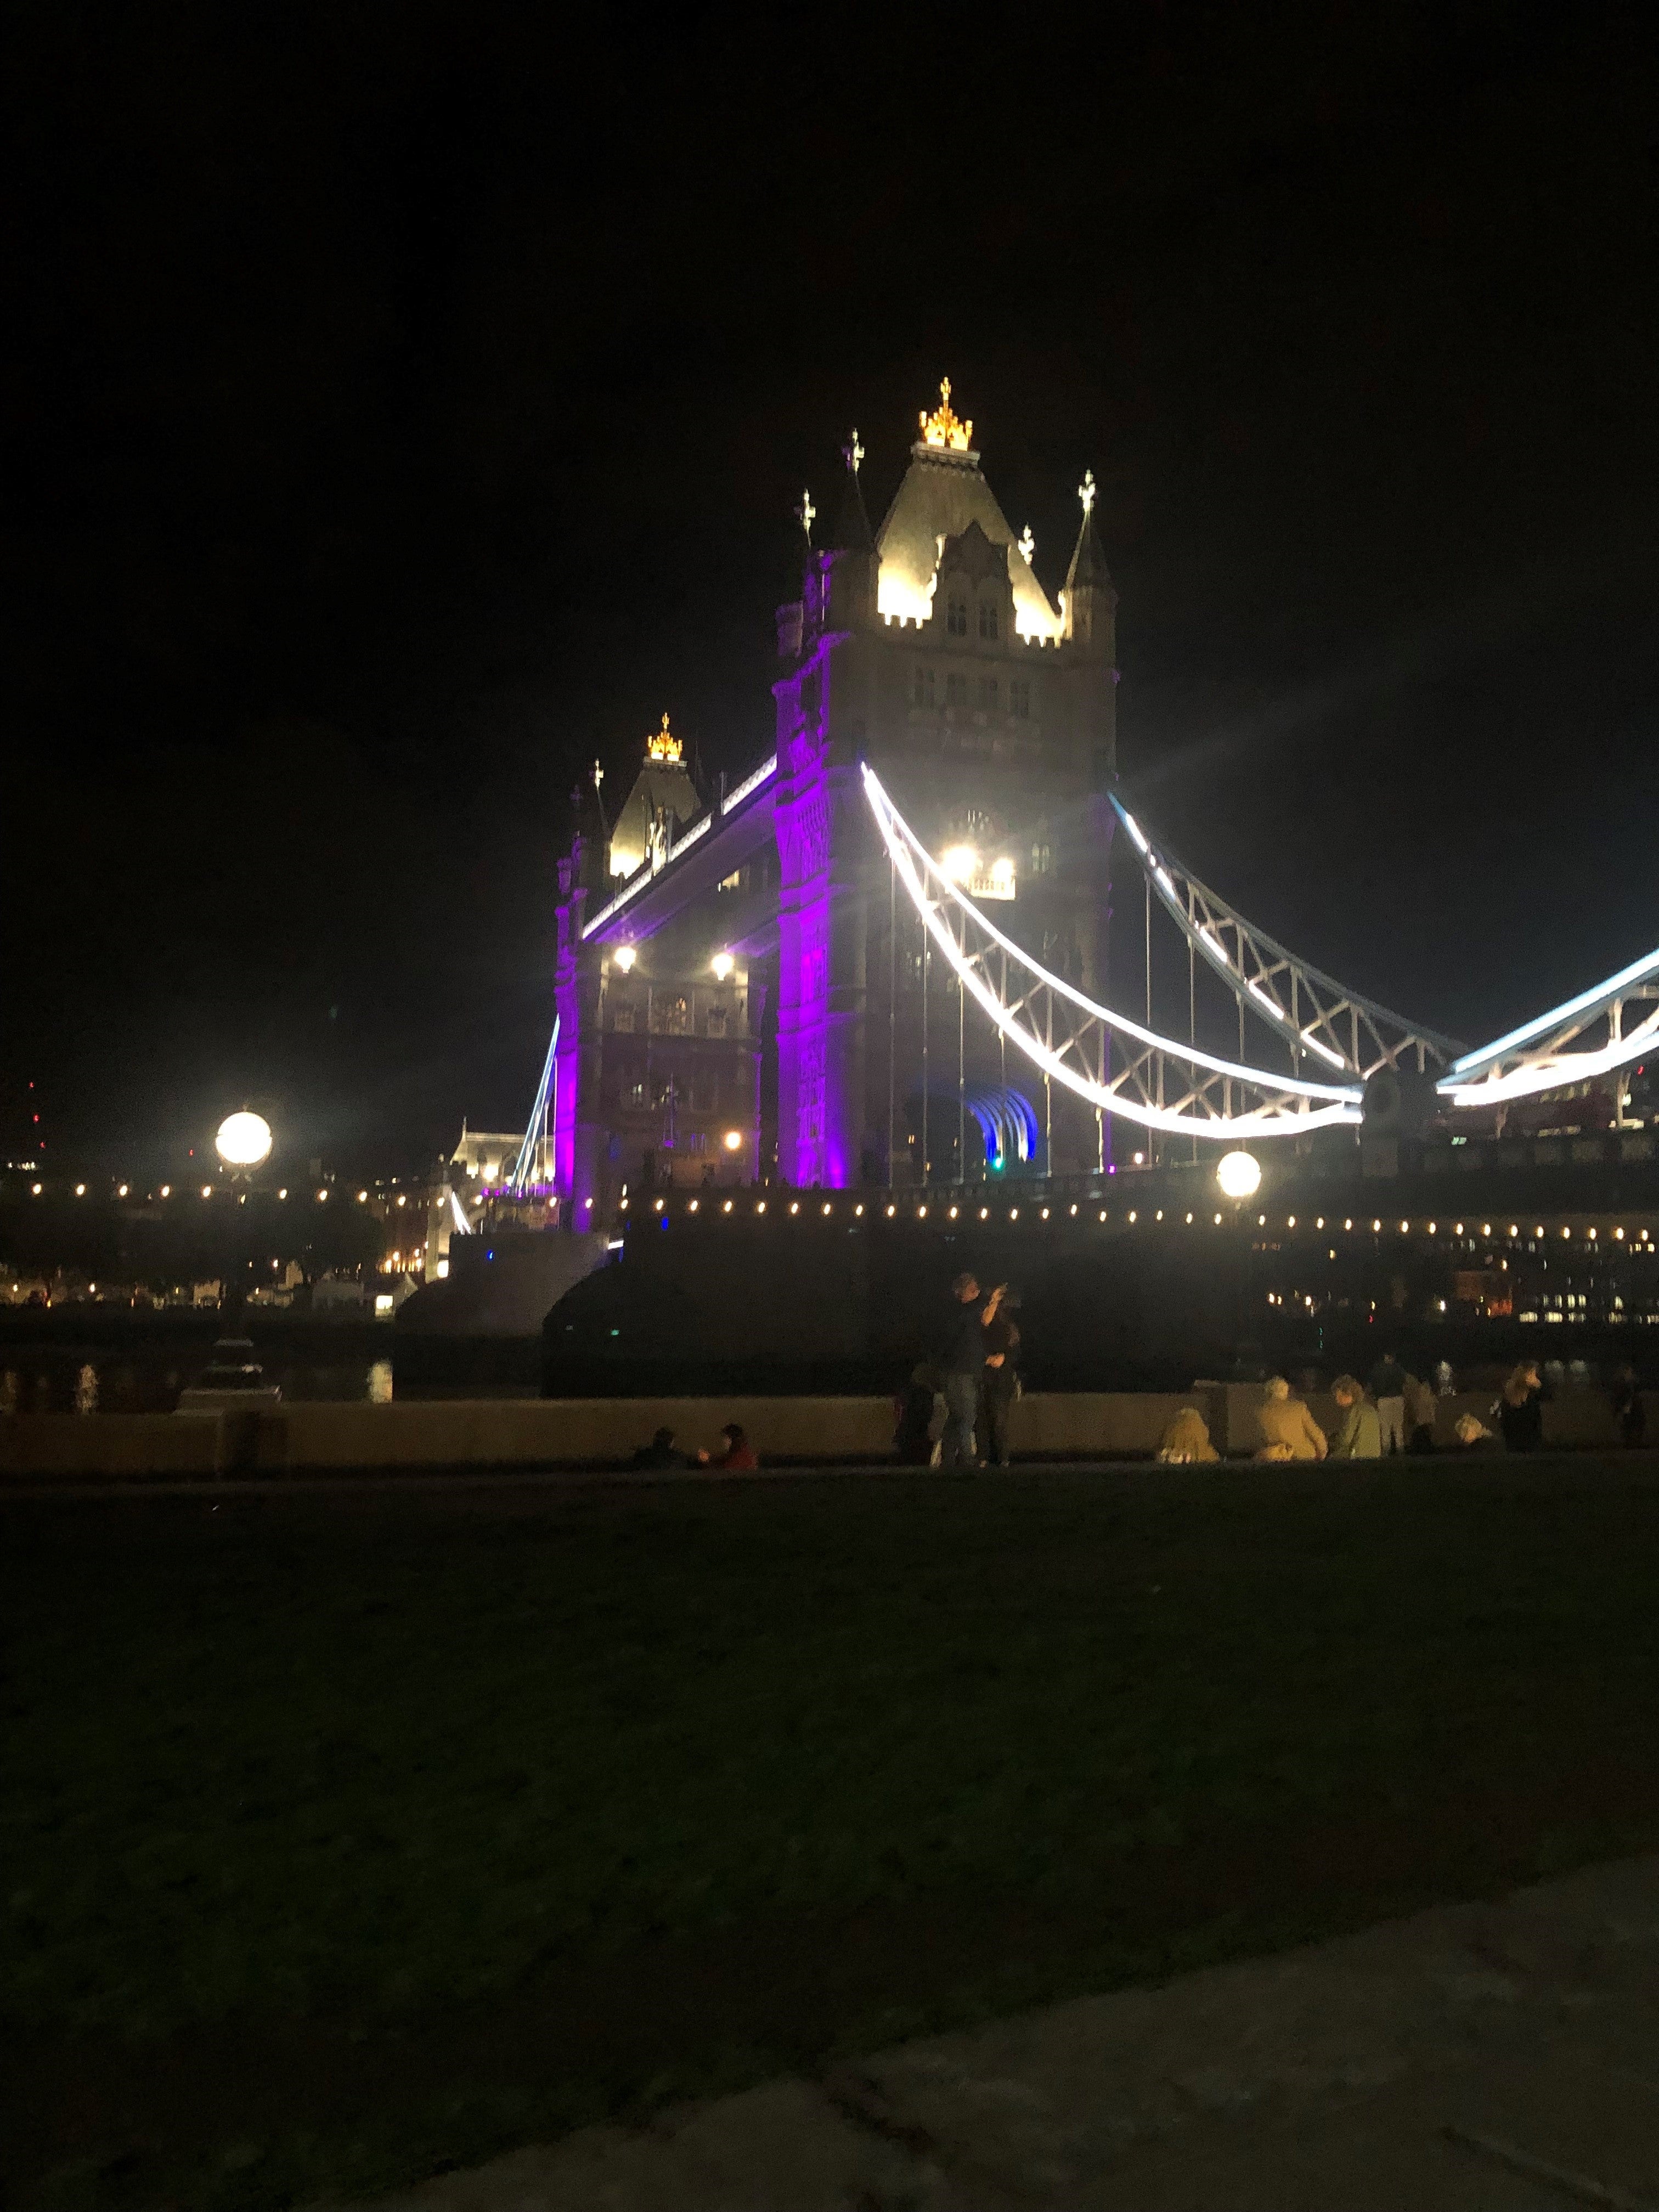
607,716,700,879
874,387,1061,639
828,428,874,552
1064,469,1113,595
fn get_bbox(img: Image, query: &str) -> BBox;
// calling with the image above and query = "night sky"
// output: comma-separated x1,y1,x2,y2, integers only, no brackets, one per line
6,5,1656,1177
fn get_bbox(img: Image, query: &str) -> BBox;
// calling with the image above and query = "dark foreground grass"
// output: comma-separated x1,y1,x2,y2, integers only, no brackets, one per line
5,1462,1659,2209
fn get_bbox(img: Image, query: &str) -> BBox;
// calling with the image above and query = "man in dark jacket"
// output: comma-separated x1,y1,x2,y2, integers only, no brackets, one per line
939,1273,1005,1470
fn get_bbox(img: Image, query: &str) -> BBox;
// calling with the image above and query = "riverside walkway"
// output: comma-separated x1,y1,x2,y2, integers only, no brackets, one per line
352,1850,1659,2211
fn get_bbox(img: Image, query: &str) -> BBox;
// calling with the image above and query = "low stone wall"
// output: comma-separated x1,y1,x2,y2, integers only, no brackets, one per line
2,1389,1653,1480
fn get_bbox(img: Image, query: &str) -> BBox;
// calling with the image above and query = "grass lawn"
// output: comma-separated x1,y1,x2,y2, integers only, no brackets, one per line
5,1460,1659,2209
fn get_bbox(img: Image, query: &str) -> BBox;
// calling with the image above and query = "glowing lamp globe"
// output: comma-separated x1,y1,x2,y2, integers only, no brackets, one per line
215,1111,272,1170
1216,1149,1261,1201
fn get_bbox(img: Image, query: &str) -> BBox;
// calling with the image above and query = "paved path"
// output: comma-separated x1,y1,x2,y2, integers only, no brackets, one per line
335,1852,1659,2210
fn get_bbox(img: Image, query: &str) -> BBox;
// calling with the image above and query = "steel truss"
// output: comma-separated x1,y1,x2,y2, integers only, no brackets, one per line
1109,795,1460,1079
1441,949,1659,1109
864,767,1364,1142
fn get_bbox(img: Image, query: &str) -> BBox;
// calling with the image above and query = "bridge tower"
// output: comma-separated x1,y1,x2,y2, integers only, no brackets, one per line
771,383,1119,1187
546,381,1119,1217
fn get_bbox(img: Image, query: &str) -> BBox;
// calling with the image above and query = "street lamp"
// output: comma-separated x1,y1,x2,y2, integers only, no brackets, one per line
216,1111,272,1169
1216,1150,1261,1201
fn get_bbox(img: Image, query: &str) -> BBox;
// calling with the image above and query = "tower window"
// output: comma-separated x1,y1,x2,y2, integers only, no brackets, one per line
946,594,968,636
912,664,935,708
1009,678,1031,719
978,676,998,712
945,673,967,712
977,601,999,640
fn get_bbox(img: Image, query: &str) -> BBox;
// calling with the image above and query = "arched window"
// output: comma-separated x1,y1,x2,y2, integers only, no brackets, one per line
946,593,968,636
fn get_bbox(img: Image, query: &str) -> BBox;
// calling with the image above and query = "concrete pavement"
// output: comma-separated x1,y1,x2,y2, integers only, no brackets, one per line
335,1851,1659,2209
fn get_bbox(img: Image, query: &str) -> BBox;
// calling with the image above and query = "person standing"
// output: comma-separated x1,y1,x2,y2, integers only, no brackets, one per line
980,1289,1021,1469
1406,1372,1438,1453
1611,1364,1646,1449
939,1272,1002,1470
1494,1361,1545,1453
1368,1351,1408,1453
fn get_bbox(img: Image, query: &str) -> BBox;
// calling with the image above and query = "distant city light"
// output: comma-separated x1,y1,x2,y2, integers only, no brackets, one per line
1216,1150,1261,1200
317,1189,328,1201
74,1183,85,1197
160,1184,171,1198
216,1111,272,1168
201,1184,213,1199
117,1184,128,1197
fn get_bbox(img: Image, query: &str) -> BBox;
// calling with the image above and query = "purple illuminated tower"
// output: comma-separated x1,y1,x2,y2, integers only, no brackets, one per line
551,382,1117,1218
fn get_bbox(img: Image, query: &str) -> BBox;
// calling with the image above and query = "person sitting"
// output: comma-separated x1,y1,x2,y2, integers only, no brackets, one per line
1157,1404,1218,1463
1327,1375,1383,1459
1452,1410,1500,1452
630,1424,687,1470
699,1421,758,1472
1255,1375,1327,1460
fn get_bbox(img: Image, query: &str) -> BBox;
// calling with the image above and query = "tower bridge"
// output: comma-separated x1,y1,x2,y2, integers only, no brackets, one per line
533,381,1659,1236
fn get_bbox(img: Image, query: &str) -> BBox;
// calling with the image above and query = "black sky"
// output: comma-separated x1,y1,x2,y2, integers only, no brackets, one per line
4,3,1656,1175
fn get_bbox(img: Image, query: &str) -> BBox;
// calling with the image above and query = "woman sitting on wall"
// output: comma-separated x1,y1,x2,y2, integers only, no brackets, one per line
1157,1404,1219,1463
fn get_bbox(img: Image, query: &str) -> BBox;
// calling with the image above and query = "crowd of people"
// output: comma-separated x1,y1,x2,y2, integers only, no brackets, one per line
1159,1353,1650,1463
623,1280,1650,1472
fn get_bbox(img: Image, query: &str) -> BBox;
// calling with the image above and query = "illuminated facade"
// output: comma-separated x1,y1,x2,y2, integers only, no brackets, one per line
554,382,1118,1221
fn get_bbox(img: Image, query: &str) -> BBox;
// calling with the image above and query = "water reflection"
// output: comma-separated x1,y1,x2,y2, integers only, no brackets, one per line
0,1353,407,1412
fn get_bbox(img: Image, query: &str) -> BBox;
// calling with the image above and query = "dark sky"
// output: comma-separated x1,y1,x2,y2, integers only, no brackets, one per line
5,4,1656,1176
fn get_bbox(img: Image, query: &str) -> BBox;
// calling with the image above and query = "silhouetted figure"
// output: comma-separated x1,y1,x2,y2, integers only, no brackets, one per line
937,1273,1005,1469
894,1363,941,1465
980,1289,1022,1469
1368,1351,1408,1453
1494,1362,1545,1453
1611,1365,1646,1448
631,1425,687,1470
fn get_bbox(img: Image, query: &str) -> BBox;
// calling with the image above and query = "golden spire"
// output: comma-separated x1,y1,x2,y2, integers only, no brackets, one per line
919,376,973,452
646,713,683,764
